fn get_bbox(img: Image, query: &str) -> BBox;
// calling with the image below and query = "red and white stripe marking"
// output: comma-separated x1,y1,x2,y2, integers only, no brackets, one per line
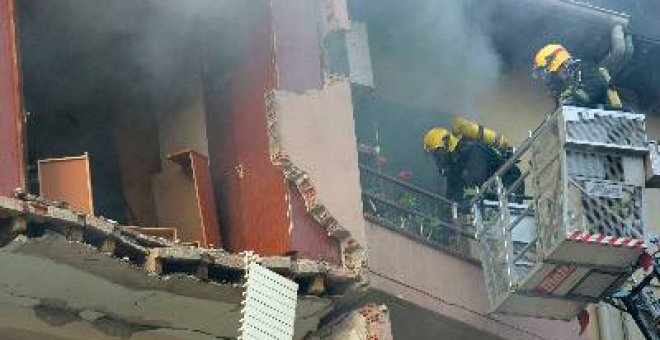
566,230,646,248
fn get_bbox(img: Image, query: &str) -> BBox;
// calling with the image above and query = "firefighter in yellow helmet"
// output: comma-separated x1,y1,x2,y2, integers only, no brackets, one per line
533,44,622,109
423,119,524,210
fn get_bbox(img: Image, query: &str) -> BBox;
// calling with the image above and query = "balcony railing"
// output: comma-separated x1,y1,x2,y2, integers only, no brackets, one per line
358,164,478,262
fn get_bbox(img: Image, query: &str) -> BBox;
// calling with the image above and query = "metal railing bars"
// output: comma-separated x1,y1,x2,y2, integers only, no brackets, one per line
507,204,536,234
511,237,539,266
358,165,456,205
504,168,531,198
361,191,475,239
471,109,562,205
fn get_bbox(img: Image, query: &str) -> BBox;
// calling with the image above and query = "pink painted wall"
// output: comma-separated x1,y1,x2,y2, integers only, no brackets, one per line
366,221,585,340
204,0,355,258
271,0,323,93
272,79,367,245
644,114,660,235
268,0,365,250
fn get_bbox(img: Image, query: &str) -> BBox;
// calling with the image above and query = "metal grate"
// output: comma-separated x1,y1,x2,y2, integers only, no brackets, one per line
239,262,298,340
566,151,624,181
567,179,643,238
565,148,644,239
563,108,647,150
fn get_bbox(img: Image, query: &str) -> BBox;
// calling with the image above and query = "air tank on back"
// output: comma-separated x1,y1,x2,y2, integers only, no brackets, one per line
452,116,511,151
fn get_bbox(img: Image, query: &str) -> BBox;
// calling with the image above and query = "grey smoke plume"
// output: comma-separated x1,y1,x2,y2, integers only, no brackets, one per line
361,0,502,116
351,0,504,192
18,0,226,111
18,0,233,221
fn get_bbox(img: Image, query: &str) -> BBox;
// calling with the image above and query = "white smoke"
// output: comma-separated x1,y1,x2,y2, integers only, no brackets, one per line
364,0,502,116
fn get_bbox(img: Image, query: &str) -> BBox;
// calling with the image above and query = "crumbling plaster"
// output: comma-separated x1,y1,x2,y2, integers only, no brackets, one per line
309,303,392,340
0,233,332,339
266,78,368,279
270,78,365,246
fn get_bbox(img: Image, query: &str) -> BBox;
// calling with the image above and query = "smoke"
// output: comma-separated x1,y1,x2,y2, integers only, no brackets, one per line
18,0,234,115
350,0,504,192
360,0,502,116
17,0,234,221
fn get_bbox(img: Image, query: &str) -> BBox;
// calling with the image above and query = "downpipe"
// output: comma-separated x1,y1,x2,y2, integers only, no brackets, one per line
601,24,627,76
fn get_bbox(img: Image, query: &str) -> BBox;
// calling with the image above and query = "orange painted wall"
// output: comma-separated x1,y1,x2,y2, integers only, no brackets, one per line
205,0,291,255
0,0,23,196
204,0,342,260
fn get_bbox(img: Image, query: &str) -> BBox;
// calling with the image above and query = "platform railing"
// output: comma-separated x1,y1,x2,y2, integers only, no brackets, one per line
358,164,477,261
472,106,651,312
470,109,564,308
469,109,562,208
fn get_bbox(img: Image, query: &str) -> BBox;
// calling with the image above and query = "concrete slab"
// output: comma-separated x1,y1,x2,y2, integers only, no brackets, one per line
0,233,332,339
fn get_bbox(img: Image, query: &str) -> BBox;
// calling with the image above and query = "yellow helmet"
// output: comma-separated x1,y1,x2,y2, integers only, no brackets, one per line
423,127,459,152
533,44,572,73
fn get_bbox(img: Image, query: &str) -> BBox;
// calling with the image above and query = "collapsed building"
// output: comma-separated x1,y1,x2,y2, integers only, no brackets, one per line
0,0,659,339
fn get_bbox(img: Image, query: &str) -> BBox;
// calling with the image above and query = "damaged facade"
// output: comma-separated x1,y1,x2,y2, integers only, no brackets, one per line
0,0,659,339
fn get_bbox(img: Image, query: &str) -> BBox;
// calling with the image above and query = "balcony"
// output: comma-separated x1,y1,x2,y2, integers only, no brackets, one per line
358,164,478,263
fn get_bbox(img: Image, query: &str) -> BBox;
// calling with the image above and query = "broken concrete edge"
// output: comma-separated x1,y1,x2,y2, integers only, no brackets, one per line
264,88,369,287
0,195,361,296
306,303,393,340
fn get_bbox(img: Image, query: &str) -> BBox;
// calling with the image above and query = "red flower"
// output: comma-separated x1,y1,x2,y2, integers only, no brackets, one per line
396,170,412,181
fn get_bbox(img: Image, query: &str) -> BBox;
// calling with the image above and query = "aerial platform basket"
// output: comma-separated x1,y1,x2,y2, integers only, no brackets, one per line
474,106,649,320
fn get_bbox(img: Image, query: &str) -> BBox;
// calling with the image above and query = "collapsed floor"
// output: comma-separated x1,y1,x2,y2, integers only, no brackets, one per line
0,191,364,339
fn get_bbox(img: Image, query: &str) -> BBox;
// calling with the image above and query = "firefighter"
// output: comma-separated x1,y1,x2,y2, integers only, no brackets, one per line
533,43,623,109
423,118,524,210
